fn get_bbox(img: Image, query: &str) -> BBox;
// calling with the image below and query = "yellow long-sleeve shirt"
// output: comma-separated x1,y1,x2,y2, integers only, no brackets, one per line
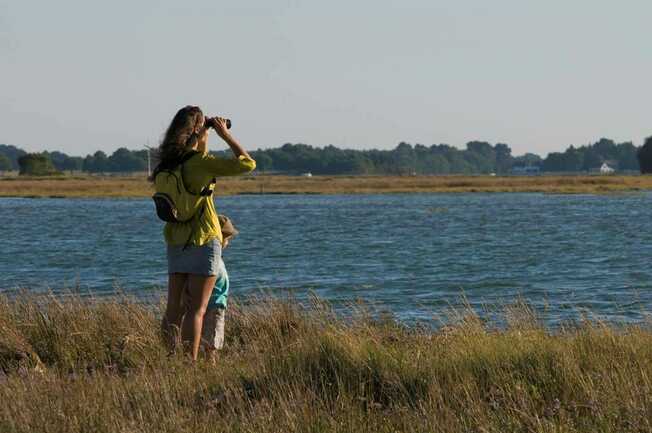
163,151,256,246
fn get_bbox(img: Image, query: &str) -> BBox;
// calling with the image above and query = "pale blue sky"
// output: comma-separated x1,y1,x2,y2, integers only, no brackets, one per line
2,0,651,156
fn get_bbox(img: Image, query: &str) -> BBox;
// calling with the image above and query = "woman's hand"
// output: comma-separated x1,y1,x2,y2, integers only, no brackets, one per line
207,116,251,160
207,117,231,139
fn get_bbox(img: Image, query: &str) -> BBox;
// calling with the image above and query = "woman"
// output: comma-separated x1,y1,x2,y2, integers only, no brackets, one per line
153,105,255,360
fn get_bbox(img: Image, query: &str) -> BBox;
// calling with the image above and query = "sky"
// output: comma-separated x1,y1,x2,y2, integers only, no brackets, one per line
1,0,651,157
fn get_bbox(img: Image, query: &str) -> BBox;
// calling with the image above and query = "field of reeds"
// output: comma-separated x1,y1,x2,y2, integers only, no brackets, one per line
2,174,652,197
1,294,651,432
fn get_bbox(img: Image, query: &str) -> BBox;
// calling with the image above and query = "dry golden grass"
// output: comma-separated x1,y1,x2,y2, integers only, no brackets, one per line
2,174,652,197
1,294,651,432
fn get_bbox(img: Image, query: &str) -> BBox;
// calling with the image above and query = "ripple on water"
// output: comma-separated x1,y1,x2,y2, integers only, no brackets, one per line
1,193,651,325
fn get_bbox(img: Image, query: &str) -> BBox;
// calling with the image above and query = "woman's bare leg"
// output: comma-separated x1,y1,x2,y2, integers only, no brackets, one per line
181,274,217,360
162,273,188,351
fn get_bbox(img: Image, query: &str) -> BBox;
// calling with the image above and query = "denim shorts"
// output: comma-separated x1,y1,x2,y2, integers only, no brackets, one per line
167,238,222,276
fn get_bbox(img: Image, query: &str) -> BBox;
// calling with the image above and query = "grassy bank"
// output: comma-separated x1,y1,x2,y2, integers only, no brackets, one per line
1,294,651,432
2,174,652,197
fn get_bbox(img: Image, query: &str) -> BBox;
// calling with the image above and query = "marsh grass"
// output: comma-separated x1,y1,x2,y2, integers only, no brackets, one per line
2,174,652,197
1,293,651,432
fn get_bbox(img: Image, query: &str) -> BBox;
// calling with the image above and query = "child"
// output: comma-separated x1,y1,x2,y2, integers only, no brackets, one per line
200,258,229,353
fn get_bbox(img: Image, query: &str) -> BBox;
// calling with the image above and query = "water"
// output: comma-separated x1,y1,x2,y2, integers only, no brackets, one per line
1,193,651,325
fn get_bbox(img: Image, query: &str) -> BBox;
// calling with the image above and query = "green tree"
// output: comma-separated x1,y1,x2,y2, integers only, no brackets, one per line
465,141,496,173
108,148,146,172
17,153,60,176
0,154,12,171
393,142,416,174
251,151,273,171
582,149,602,171
494,143,513,174
637,136,652,174
616,142,639,171
447,151,474,174
83,151,110,172
430,154,450,174
542,152,565,172
543,146,583,172
512,153,542,168
463,142,493,173
44,151,70,171
0,144,26,169
61,156,84,172
564,147,584,171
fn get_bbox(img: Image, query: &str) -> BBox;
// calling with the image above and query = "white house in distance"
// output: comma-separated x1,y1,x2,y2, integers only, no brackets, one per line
599,162,615,174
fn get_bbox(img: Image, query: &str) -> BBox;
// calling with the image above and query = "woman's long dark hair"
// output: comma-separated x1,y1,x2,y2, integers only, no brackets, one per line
150,105,205,181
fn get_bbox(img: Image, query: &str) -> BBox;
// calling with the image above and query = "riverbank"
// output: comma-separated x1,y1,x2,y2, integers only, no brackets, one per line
1,294,651,432
1,174,652,197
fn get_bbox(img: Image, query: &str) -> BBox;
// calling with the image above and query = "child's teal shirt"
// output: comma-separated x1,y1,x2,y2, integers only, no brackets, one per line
208,257,229,309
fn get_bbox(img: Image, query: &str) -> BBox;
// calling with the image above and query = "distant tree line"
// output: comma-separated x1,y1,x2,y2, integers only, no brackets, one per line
1,137,651,175
245,141,517,175
0,145,149,174
222,138,646,175
81,149,149,173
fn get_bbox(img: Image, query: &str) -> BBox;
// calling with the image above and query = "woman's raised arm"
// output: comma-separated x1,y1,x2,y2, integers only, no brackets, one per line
198,116,256,176
207,117,252,160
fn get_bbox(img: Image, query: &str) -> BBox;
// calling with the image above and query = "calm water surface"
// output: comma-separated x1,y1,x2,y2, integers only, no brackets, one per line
1,193,651,325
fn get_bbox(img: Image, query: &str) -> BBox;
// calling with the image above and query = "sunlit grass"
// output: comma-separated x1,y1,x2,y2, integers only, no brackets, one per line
1,293,651,432
1,174,652,197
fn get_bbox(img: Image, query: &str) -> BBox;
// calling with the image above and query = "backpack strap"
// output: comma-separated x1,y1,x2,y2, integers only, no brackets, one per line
199,178,217,196
175,151,217,250
178,151,198,193
182,204,207,251
178,151,214,196
178,150,199,165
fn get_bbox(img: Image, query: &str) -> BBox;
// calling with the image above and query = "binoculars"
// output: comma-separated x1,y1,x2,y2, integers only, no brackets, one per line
205,117,232,130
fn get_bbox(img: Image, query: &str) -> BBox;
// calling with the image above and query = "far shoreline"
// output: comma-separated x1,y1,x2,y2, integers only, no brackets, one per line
1,173,652,198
